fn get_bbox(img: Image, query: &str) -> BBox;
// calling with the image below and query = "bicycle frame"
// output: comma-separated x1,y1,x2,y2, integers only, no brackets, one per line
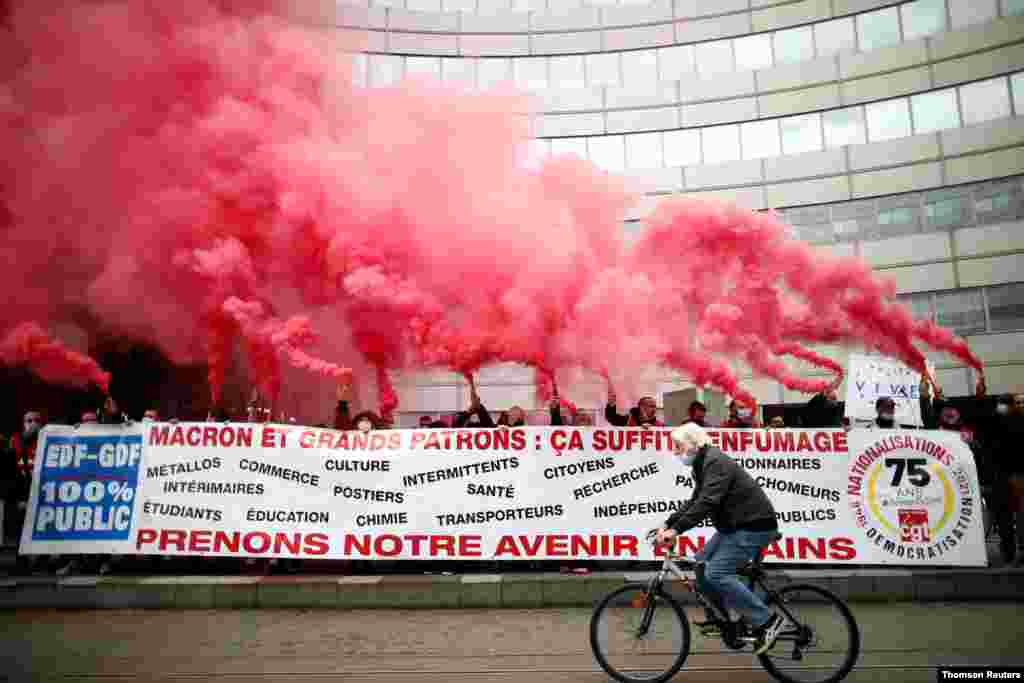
643,551,808,647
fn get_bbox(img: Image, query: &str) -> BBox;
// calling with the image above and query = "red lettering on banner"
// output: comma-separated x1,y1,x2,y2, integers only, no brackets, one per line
214,531,240,553
186,426,201,446
432,536,456,557
547,535,569,557
739,432,754,451
813,432,832,452
796,432,812,451
189,531,212,553
278,533,301,555
721,432,738,451
163,529,187,551
459,535,482,557
202,426,218,447
798,537,827,560
829,538,856,560
149,426,170,446
614,535,638,557
169,428,184,446
772,431,794,452
244,532,272,554
494,535,520,557
306,534,329,556
261,428,276,449
376,535,401,557
833,431,847,452
136,529,157,549
456,431,472,450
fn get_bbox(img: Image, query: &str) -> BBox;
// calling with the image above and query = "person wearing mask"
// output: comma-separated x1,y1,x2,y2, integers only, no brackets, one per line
986,391,1024,566
351,411,383,433
803,388,843,428
655,423,784,655
142,409,160,422
79,411,98,425
418,416,434,429
684,401,708,427
454,389,496,429
863,397,903,429
767,416,785,429
549,396,578,426
605,391,663,428
721,400,761,428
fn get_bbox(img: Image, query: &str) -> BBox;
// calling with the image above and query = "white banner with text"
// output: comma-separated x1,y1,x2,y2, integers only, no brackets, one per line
20,424,987,565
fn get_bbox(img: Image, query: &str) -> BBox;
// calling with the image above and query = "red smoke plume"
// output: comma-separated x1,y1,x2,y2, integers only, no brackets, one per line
0,1,982,420
0,323,110,393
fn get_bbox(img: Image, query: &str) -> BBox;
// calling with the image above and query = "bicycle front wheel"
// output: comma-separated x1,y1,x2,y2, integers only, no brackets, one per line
590,583,692,683
757,583,861,683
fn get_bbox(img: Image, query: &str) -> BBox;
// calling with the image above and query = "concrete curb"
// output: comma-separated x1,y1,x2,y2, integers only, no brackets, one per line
2,567,1023,609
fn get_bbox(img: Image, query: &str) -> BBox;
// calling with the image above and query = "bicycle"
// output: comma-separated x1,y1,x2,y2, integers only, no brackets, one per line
590,530,860,683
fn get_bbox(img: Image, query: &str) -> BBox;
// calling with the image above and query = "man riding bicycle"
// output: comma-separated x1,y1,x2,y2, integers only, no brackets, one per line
655,422,784,655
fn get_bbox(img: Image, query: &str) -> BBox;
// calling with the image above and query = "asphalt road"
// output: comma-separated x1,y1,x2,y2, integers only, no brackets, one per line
1,602,1021,682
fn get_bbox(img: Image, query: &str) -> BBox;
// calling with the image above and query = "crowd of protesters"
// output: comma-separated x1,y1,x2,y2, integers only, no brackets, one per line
3,376,1022,575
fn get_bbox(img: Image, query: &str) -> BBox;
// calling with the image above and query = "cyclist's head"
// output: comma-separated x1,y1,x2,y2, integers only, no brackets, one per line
670,423,711,464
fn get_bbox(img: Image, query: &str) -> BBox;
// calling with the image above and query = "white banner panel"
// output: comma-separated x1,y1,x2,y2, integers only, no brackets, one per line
20,423,986,566
845,353,931,426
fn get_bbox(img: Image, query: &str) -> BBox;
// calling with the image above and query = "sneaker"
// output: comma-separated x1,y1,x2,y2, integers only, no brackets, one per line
753,614,784,655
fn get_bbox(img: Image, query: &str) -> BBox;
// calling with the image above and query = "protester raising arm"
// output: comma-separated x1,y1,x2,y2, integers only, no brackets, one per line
333,382,352,431
604,389,629,427
454,388,495,428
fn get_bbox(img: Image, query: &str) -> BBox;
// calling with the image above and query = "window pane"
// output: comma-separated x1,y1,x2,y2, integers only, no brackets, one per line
478,58,512,89
626,132,663,169
924,190,970,229
950,0,997,28
935,289,987,336
1005,0,1024,17
877,195,922,236
823,107,867,147
866,98,912,141
702,125,740,164
659,45,696,80
974,180,1024,224
588,135,626,172
780,113,823,155
406,57,441,80
586,53,620,87
442,58,476,87
912,89,960,134
734,34,773,71
1012,73,1024,115
695,41,734,77
740,119,780,159
369,55,403,86
858,8,901,52
959,77,1012,126
663,129,700,166
514,57,548,90
774,26,814,65
622,50,659,85
988,283,1024,331
901,0,947,41
815,18,856,57
550,137,588,160
549,56,585,88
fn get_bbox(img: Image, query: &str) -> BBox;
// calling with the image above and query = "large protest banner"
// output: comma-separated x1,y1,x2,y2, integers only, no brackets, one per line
845,353,932,426
20,423,987,566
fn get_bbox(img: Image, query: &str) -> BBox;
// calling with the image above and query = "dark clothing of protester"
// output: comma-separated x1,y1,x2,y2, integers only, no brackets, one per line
803,393,843,428
334,401,351,430
664,446,777,534
454,403,495,429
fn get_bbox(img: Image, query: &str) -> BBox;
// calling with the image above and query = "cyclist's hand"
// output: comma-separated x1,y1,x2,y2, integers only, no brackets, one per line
655,527,677,547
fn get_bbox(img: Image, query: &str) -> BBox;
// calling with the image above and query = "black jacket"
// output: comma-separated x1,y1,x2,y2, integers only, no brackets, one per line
665,446,777,534
454,403,495,429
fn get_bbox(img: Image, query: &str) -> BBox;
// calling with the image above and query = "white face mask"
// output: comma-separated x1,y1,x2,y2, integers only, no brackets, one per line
879,412,895,422
357,420,372,433
674,446,699,466
996,404,1010,415
737,408,752,420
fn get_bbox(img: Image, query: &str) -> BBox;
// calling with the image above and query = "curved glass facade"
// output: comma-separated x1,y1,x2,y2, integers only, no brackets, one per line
340,0,1024,421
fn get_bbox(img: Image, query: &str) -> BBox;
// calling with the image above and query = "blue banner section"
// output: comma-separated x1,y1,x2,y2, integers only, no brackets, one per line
31,434,144,541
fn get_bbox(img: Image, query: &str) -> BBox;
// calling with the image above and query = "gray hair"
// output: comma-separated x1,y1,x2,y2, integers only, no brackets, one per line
670,422,712,450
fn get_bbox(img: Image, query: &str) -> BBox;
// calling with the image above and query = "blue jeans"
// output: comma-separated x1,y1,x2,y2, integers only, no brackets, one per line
694,529,777,628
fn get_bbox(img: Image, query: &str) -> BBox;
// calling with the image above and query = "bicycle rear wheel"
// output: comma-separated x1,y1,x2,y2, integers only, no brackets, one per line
590,583,691,683
757,583,860,683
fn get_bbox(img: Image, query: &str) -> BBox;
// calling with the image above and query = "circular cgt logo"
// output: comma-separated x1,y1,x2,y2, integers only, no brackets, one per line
847,434,976,561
